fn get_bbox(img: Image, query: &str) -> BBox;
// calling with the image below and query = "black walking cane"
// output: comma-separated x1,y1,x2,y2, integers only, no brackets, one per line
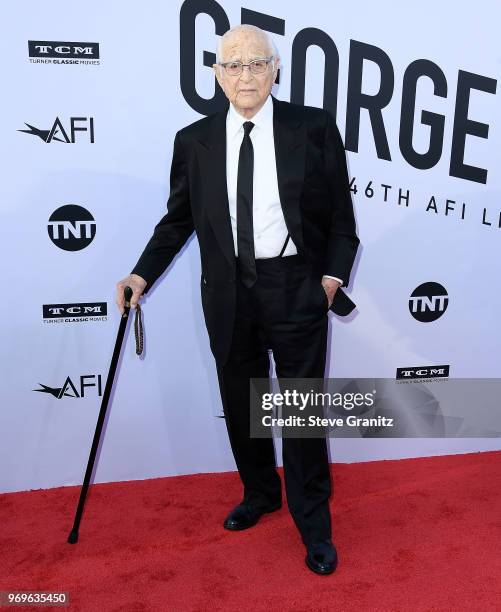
67,286,143,544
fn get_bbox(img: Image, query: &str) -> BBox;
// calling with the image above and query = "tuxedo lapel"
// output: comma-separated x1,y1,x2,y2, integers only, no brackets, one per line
195,103,236,270
272,95,306,253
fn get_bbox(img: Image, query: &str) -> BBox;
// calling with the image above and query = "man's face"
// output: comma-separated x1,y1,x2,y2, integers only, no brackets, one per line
213,31,279,116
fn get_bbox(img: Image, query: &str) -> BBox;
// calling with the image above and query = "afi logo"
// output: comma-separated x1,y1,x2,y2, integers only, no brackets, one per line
409,282,448,322
19,117,95,143
33,375,102,399
48,205,96,251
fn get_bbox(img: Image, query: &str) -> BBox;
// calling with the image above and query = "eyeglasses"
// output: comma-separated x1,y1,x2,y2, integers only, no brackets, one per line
219,57,273,76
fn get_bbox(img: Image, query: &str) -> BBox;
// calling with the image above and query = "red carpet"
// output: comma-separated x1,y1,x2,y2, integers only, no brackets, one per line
1,451,501,611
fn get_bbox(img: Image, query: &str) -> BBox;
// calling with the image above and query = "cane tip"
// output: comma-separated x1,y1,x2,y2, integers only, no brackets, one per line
67,530,79,544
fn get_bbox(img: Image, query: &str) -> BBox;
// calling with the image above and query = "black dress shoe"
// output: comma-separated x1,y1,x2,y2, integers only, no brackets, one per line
305,539,338,575
223,503,281,531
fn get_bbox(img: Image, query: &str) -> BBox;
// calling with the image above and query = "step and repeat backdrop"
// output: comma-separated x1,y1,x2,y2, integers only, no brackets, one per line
1,0,500,492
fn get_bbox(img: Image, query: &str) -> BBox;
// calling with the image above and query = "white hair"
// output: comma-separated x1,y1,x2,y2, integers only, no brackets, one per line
216,24,279,65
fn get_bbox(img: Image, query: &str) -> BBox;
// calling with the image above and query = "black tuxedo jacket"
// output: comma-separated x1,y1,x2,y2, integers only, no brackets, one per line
132,94,360,363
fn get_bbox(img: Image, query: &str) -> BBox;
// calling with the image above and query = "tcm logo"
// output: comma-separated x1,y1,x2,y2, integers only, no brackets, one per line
33,375,102,399
19,117,95,143
48,205,96,251
28,40,100,63
396,365,450,380
43,302,107,323
409,282,448,322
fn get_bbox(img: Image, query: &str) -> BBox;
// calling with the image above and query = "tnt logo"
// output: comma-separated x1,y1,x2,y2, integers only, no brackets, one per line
48,205,96,251
409,282,448,322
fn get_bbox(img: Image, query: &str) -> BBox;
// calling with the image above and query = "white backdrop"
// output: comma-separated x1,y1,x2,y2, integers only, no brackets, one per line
1,0,500,493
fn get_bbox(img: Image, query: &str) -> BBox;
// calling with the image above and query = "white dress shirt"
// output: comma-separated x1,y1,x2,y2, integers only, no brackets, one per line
225,94,343,286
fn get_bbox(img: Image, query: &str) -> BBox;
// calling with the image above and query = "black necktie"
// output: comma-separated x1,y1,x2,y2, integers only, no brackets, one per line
236,121,257,288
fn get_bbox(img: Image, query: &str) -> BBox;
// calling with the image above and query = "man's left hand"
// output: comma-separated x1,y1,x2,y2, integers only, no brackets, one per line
321,277,341,308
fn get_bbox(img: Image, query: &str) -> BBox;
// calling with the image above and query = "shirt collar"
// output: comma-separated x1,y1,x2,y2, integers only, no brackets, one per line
227,94,273,138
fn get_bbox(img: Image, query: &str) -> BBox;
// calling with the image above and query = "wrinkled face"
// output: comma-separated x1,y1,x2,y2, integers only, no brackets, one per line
213,30,279,116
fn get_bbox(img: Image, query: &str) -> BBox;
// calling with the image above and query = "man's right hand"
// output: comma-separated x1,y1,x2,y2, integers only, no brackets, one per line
116,274,147,314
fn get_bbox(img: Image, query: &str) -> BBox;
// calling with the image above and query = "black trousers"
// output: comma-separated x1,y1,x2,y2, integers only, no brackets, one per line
216,254,332,546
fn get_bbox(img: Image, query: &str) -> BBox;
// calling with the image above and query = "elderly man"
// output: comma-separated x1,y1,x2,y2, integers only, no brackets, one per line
117,24,359,575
